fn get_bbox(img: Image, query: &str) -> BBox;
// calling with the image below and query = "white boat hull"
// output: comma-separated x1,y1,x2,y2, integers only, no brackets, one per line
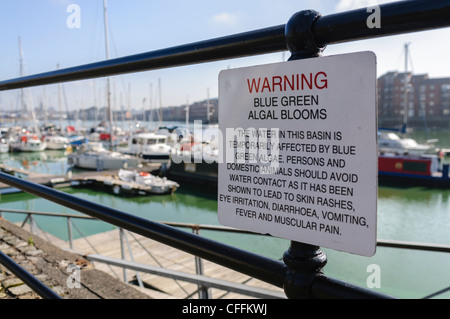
10,140,46,152
118,133,171,163
44,136,69,150
118,169,179,194
68,152,140,170
378,131,433,155
0,144,9,153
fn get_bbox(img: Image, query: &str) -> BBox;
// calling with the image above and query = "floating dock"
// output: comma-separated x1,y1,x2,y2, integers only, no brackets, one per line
0,163,162,195
71,171,175,196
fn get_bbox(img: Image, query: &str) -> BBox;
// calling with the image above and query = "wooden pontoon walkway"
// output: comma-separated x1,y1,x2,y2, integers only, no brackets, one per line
24,226,285,299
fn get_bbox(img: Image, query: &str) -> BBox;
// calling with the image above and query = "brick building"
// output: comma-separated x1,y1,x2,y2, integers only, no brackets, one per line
378,71,450,129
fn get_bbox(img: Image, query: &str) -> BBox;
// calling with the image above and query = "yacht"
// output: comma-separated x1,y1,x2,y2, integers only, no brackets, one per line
9,133,46,152
0,138,9,153
67,142,140,170
43,135,69,150
378,131,434,155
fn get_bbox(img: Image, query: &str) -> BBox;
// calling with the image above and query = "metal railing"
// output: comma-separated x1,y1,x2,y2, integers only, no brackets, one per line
4,208,450,254
2,208,450,299
1,0,450,299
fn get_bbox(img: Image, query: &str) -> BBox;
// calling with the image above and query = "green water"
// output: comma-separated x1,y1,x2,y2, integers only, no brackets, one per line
323,185,450,299
1,183,449,299
0,129,449,299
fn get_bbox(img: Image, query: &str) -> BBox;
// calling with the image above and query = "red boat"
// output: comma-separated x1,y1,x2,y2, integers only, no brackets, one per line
378,153,450,188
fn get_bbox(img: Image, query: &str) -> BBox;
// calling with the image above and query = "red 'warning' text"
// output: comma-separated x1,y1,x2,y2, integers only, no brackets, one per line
247,72,328,93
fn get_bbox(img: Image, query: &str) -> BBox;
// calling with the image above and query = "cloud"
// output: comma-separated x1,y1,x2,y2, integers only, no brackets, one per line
209,12,240,28
335,0,397,11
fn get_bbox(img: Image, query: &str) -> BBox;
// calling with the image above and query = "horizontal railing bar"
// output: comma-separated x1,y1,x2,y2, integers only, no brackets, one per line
314,0,450,46
3,209,448,254
0,172,393,298
87,254,394,299
1,0,450,91
377,239,450,253
312,274,395,299
0,250,61,299
0,208,95,220
161,221,257,234
0,172,286,289
86,254,286,299
0,25,285,91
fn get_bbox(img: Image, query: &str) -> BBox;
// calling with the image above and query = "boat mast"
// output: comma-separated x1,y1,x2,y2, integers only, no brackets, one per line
18,37,27,124
402,42,410,135
42,87,47,128
206,88,210,123
57,64,63,132
158,78,162,127
149,83,153,128
103,0,114,149
18,37,39,135
185,96,189,129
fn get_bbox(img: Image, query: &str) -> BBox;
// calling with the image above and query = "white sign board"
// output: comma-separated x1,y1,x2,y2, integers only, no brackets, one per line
217,51,377,256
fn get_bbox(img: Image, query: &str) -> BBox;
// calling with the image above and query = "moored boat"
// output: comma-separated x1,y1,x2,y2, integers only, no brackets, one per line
378,131,435,155
166,151,218,187
9,133,46,152
118,169,179,194
117,132,171,163
67,142,140,171
43,135,69,150
378,153,450,188
0,138,9,153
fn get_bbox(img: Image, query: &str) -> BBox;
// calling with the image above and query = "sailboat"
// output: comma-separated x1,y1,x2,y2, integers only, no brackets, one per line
10,132,46,152
43,65,70,150
117,80,172,163
66,0,140,170
377,131,433,155
378,43,435,155
0,140,9,153
377,44,446,186
67,141,139,170
9,37,46,152
0,95,10,153
44,135,69,150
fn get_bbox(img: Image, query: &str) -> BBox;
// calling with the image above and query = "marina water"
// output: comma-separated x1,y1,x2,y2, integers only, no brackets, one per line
0,127,449,299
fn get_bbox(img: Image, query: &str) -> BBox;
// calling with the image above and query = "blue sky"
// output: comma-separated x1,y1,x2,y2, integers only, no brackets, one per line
1,0,450,113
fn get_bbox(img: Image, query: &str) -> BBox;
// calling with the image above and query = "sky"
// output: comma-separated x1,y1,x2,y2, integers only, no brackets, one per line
1,0,450,114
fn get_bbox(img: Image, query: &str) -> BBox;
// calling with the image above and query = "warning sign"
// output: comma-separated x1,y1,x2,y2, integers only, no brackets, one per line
217,51,377,256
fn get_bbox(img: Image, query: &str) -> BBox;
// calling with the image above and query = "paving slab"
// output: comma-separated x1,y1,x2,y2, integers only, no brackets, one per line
0,218,151,299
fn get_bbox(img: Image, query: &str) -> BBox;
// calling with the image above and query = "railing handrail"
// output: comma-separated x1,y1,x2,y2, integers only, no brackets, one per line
4,208,450,254
0,208,95,220
2,0,450,299
0,171,393,299
0,172,287,288
0,249,61,299
86,254,286,299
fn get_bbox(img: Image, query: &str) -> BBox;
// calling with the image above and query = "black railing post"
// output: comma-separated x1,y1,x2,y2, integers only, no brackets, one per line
282,10,328,299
